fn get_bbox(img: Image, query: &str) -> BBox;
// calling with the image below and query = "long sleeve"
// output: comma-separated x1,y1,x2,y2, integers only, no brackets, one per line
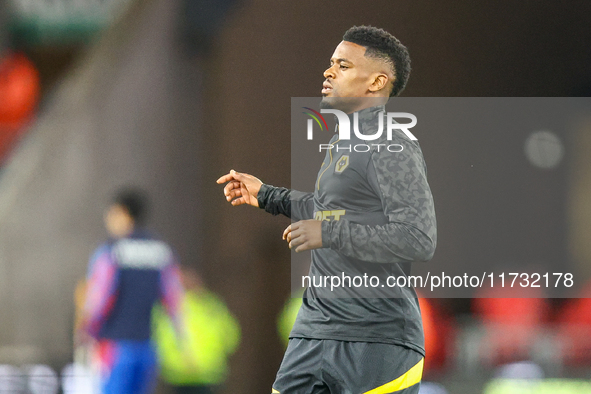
321,140,437,264
257,184,315,220
83,246,119,338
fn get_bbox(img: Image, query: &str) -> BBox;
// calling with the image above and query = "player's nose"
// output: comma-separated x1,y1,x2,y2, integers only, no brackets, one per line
324,66,335,79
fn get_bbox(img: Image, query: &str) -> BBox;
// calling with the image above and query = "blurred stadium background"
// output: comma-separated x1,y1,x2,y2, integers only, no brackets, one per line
0,0,590,393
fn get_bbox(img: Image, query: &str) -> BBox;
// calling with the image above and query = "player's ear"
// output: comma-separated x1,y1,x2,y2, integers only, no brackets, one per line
369,73,389,93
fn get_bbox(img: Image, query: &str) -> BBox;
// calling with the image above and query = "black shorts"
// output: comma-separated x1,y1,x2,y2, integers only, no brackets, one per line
272,338,424,394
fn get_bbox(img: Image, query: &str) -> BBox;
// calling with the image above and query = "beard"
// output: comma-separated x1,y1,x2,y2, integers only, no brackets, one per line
320,96,363,113
319,96,335,109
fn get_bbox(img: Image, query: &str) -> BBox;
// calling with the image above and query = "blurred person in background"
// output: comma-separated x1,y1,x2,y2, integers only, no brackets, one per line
277,260,308,347
152,266,240,394
80,188,184,394
277,291,303,349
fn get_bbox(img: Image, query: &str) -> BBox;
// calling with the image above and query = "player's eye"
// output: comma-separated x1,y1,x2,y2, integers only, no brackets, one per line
340,65,348,69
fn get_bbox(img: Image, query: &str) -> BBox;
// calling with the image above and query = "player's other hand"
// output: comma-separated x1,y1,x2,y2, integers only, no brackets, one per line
216,170,263,207
283,220,323,252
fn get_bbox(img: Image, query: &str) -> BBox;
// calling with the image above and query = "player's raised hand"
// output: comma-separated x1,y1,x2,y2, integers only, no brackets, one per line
216,170,263,207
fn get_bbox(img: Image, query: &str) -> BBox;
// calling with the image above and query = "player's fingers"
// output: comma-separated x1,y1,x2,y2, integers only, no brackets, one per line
285,229,294,243
225,189,243,202
290,225,302,239
282,225,291,240
240,183,251,197
294,239,309,253
227,185,244,198
223,181,241,196
225,190,240,202
223,180,239,193
230,169,248,183
290,231,305,249
230,197,245,206
216,173,235,184
288,231,297,249
290,221,302,235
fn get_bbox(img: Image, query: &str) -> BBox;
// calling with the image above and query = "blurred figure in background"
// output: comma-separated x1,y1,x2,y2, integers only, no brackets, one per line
152,266,240,394
71,278,97,394
81,188,184,394
0,52,41,163
277,291,303,349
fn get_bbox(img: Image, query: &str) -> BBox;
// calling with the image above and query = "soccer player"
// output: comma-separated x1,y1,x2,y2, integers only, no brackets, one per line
217,26,436,394
81,188,183,394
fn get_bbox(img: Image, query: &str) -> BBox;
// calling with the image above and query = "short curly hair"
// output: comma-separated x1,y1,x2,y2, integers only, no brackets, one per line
343,26,411,97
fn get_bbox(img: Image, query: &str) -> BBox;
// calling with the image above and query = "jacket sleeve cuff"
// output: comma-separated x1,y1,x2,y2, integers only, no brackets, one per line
321,220,333,249
257,184,273,209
